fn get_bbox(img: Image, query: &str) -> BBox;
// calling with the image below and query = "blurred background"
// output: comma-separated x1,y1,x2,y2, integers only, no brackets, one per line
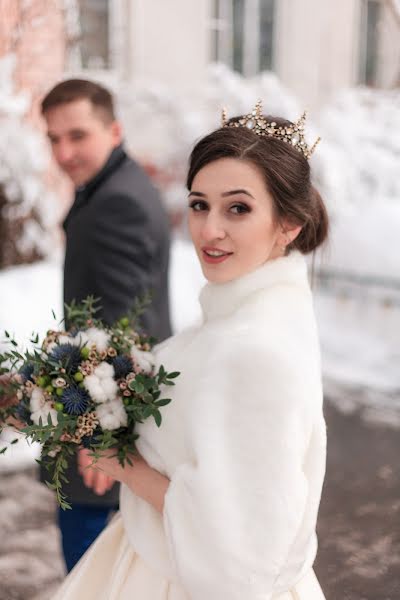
0,1,399,599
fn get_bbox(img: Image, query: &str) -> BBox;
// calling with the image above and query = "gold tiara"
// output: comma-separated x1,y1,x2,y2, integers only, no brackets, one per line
221,100,321,160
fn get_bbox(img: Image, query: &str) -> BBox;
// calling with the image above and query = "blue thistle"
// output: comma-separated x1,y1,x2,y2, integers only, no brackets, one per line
19,362,35,383
112,355,133,379
60,385,90,415
49,344,81,373
15,401,32,424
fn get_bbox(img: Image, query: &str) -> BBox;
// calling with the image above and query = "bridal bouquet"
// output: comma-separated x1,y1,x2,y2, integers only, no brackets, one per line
0,297,178,509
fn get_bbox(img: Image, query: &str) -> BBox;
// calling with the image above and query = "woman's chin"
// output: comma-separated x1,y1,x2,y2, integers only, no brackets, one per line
200,263,235,284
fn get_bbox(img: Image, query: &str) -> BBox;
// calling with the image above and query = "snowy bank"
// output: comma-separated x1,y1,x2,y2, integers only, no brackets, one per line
0,239,398,471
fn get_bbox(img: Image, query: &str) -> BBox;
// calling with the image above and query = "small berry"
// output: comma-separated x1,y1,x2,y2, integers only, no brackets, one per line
37,375,49,387
80,347,90,359
74,372,84,383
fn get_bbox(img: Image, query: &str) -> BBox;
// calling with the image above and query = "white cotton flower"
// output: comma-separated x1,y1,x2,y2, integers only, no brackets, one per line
31,403,58,426
96,398,128,430
83,362,118,404
101,377,119,398
58,334,78,346
30,388,58,426
85,328,111,353
30,386,46,412
94,361,115,379
130,346,155,374
74,331,89,347
83,375,108,403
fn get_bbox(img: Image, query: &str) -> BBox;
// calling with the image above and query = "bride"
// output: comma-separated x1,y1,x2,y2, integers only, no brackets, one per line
53,103,328,600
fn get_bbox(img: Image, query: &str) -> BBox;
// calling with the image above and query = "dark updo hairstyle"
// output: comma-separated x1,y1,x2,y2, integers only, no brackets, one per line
186,115,329,254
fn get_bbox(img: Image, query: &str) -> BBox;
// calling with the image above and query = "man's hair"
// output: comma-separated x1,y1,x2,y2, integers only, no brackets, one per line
41,79,116,123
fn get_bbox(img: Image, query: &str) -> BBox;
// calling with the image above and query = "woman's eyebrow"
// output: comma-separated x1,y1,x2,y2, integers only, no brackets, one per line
221,189,255,199
188,189,255,199
188,191,206,198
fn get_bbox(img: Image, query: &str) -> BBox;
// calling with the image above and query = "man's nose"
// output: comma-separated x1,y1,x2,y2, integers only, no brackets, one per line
54,141,75,164
201,213,226,241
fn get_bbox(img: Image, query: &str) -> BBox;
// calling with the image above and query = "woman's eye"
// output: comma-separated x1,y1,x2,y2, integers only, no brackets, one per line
189,200,207,211
230,203,250,215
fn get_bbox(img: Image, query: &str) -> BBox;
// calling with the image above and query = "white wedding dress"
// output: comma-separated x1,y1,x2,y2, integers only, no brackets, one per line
53,253,327,600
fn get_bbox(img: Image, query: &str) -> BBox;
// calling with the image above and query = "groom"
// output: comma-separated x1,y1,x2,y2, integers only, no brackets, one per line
41,79,172,571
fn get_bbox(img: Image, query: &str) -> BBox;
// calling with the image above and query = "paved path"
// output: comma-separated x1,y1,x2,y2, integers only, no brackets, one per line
315,400,400,600
0,397,399,600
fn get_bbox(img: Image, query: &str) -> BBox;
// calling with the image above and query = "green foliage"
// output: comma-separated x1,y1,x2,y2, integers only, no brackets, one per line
0,295,179,509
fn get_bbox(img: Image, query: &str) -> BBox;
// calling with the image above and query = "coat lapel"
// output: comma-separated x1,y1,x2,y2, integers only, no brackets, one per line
62,144,127,231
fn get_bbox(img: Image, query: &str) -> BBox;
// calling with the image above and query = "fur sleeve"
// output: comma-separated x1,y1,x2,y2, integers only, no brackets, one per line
162,341,318,599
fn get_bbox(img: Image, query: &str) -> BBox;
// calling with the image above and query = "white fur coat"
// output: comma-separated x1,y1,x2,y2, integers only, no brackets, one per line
120,251,326,600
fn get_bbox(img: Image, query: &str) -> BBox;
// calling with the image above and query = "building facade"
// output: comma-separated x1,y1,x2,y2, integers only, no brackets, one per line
68,0,399,110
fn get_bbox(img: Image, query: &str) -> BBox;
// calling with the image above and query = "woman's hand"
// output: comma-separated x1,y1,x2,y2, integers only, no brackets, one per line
77,448,115,496
79,447,169,513
0,374,14,407
78,447,141,487
0,374,24,429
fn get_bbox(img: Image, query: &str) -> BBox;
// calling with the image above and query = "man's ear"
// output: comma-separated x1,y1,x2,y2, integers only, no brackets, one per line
110,120,123,145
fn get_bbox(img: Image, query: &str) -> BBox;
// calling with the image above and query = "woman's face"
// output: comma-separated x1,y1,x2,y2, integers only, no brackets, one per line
188,157,288,283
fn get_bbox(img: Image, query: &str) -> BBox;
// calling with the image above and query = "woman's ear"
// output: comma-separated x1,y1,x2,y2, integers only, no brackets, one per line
278,221,302,249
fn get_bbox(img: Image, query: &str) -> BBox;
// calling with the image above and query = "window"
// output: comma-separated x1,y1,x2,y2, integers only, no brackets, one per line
359,0,382,85
259,0,275,71
66,0,127,79
211,0,276,76
77,0,110,69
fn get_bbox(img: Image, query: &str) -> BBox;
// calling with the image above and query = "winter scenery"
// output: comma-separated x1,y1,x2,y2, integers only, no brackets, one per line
1,2,400,600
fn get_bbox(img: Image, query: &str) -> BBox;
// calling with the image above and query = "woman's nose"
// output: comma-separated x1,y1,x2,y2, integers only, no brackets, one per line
201,213,226,241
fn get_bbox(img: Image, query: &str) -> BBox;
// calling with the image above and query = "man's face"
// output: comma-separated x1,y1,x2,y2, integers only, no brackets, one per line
44,98,122,187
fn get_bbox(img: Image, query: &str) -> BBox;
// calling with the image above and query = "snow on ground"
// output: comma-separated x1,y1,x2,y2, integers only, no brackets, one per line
0,237,398,475
0,240,398,398
0,259,62,470
1,71,399,470
314,87,400,217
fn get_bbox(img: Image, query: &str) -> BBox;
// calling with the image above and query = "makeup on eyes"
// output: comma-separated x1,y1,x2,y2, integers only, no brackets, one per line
188,195,253,213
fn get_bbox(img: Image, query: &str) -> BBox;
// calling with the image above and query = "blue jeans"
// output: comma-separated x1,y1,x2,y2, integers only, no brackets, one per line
58,504,117,572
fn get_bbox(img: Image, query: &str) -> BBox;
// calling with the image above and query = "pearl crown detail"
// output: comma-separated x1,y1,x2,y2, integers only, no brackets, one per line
221,100,321,160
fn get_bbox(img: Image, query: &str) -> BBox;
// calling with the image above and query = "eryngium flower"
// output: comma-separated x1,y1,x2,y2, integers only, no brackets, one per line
49,344,81,373
61,385,90,415
15,401,32,424
112,355,134,379
19,362,35,383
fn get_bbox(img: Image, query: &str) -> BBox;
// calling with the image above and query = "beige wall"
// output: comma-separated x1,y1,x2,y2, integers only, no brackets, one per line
274,0,361,111
127,0,211,88
65,0,399,108
378,3,400,87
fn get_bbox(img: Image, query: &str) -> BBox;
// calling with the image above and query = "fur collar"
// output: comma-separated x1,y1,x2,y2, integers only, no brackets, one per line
199,251,308,321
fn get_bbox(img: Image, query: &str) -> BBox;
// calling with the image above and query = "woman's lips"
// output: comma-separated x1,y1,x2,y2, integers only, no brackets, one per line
201,248,233,264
